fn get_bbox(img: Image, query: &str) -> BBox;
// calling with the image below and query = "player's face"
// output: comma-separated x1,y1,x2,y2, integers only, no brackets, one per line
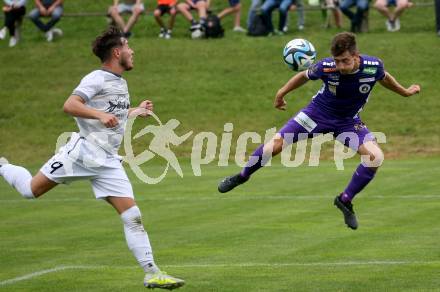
119,38,134,71
333,51,359,75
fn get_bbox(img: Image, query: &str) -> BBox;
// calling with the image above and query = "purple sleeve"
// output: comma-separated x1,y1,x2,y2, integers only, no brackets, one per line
376,59,385,80
306,61,323,80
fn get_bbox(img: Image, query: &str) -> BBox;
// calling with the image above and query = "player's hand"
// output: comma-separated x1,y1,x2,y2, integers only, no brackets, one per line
274,97,287,111
3,6,12,12
405,84,421,96
98,112,119,128
137,100,153,117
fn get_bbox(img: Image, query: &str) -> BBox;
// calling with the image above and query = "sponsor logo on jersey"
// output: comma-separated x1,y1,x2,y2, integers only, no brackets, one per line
328,74,339,80
359,84,371,94
294,112,317,132
363,60,379,66
363,67,377,75
105,96,130,112
359,77,375,83
328,81,339,86
323,67,337,73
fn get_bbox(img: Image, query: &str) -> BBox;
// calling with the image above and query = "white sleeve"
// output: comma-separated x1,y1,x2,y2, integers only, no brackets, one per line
72,71,104,102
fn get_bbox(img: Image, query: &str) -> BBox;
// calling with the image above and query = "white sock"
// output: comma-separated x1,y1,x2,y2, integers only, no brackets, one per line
0,164,34,199
121,205,159,274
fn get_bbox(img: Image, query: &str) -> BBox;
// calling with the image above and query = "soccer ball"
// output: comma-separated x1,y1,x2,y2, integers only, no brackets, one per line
283,39,317,71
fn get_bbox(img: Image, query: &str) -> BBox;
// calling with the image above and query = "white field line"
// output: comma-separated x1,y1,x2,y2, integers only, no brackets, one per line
1,261,439,286
0,265,98,286
0,195,439,203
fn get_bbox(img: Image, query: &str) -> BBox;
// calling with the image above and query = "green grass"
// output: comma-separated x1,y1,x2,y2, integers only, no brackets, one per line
0,159,439,291
0,1,439,163
1,1,439,291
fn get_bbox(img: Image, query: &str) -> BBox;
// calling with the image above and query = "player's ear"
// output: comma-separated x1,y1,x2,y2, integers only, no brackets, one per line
113,47,121,59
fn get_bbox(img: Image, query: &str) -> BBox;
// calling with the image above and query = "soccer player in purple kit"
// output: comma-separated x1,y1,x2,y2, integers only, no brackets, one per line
218,32,420,230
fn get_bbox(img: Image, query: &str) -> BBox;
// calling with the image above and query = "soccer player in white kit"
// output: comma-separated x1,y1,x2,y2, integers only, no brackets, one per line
0,27,184,290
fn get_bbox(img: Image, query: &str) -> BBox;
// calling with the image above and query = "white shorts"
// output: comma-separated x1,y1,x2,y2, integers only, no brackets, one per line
40,133,134,199
118,3,145,13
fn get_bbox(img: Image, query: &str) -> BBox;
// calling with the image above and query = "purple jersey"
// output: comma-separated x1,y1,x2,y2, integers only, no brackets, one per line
306,55,385,118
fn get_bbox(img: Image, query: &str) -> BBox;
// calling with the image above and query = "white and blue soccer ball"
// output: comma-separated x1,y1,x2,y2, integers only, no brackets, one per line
283,38,317,71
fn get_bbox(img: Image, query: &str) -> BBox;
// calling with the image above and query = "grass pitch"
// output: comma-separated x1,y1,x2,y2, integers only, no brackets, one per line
0,0,439,291
1,159,439,291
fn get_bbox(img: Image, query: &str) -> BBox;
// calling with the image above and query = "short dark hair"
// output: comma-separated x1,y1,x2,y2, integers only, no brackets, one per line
92,26,125,63
330,32,358,57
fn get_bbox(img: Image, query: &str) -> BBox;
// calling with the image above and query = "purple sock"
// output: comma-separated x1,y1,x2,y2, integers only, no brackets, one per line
342,164,377,202
240,144,270,178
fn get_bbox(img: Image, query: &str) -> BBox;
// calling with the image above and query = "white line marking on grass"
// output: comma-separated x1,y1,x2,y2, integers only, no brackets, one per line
1,195,439,203
0,265,98,286
1,261,439,286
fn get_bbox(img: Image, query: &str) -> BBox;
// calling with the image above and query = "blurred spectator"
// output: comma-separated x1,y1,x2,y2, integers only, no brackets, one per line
374,0,413,32
322,0,342,28
153,0,177,39
283,0,306,32
108,0,144,38
247,0,261,30
0,0,27,47
340,0,368,32
436,0,440,36
216,0,246,32
177,0,208,38
261,0,293,35
29,0,63,42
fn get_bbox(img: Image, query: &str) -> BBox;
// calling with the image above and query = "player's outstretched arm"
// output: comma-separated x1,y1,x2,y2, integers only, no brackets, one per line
63,95,119,128
274,71,309,110
378,72,421,97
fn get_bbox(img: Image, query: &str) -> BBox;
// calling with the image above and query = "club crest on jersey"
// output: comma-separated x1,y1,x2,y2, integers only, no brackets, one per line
363,67,377,75
359,84,371,94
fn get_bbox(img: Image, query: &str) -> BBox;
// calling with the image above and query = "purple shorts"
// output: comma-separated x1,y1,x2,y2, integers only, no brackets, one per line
278,104,375,151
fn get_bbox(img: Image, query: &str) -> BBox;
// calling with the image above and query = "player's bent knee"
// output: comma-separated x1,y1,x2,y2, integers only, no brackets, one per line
121,205,144,230
264,136,284,156
153,10,161,17
362,149,384,168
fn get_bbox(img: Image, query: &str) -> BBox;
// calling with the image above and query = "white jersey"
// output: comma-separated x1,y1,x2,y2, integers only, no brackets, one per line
72,69,130,156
